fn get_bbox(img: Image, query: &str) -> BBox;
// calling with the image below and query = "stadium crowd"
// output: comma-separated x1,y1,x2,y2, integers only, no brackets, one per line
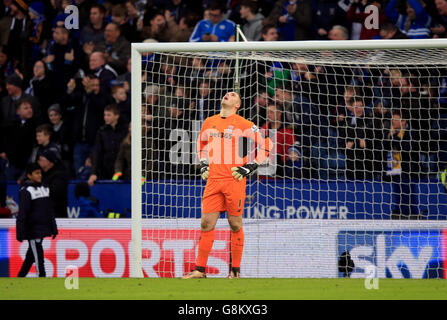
0,0,447,218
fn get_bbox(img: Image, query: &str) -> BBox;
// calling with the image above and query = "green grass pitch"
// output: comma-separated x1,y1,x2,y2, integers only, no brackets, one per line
1,278,447,300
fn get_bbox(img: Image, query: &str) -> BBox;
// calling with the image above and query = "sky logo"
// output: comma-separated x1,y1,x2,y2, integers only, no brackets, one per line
337,230,444,279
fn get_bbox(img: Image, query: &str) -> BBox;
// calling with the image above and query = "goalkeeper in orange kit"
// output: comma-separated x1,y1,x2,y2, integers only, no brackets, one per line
182,91,273,279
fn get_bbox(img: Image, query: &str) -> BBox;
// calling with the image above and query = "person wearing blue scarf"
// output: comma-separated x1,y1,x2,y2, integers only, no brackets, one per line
28,1,46,61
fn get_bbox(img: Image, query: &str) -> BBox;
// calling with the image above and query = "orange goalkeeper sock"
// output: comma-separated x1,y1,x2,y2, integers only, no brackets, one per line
230,228,244,269
195,229,215,272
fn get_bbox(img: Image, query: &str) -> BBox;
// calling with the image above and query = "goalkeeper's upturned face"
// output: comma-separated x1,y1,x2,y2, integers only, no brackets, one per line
221,91,241,110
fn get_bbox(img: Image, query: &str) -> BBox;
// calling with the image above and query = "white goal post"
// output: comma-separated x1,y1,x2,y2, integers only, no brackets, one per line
130,39,447,278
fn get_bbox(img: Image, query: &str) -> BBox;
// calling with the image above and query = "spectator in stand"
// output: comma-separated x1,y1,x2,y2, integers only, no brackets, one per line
0,46,14,98
43,26,82,104
312,0,348,40
161,97,195,179
141,84,160,124
273,87,295,127
285,142,304,179
73,181,102,218
117,57,131,93
249,90,268,127
431,0,447,37
141,10,176,42
164,8,199,42
383,109,419,219
48,103,72,173
346,0,387,39
67,74,110,174
266,0,312,40
88,104,128,186
385,0,432,39
28,1,47,62
261,103,296,176
111,83,130,125
261,24,279,41
76,154,92,180
80,4,106,53
37,148,69,218
73,0,90,28
24,123,62,175
190,81,214,122
124,0,144,41
0,1,13,46
330,85,358,128
185,56,208,89
141,97,159,180
24,60,52,121
379,21,410,39
0,98,37,180
369,101,392,175
239,0,264,41
5,0,32,79
338,98,374,180
189,2,235,42
328,25,349,40
164,0,189,25
113,122,131,181
111,4,132,42
88,51,117,95
1,73,41,125
94,22,131,75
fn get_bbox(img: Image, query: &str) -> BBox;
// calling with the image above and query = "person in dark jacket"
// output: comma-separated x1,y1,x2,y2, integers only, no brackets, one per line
0,98,38,180
88,104,128,186
37,149,69,218
266,0,312,40
73,181,102,218
16,163,58,277
382,109,420,219
43,26,83,104
66,74,111,174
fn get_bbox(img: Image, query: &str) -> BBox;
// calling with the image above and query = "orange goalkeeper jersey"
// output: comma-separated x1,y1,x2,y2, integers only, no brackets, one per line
197,113,273,180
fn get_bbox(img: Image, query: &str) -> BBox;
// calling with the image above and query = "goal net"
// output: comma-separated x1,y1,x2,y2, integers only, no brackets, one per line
131,40,447,279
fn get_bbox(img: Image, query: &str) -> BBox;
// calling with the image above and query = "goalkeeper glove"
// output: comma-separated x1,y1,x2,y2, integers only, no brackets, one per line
200,160,209,180
231,162,259,181
112,172,122,181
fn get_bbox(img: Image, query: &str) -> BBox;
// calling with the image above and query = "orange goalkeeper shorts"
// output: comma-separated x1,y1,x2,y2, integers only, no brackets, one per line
202,178,246,216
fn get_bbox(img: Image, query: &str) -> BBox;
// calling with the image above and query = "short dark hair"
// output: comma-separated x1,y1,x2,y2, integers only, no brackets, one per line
207,1,225,12
106,21,121,32
241,0,258,13
380,22,398,32
392,108,409,120
352,98,364,105
74,182,91,199
112,4,126,17
26,163,41,175
262,24,277,35
54,25,69,35
87,74,100,80
36,123,53,136
91,4,106,15
16,97,33,110
104,103,120,115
